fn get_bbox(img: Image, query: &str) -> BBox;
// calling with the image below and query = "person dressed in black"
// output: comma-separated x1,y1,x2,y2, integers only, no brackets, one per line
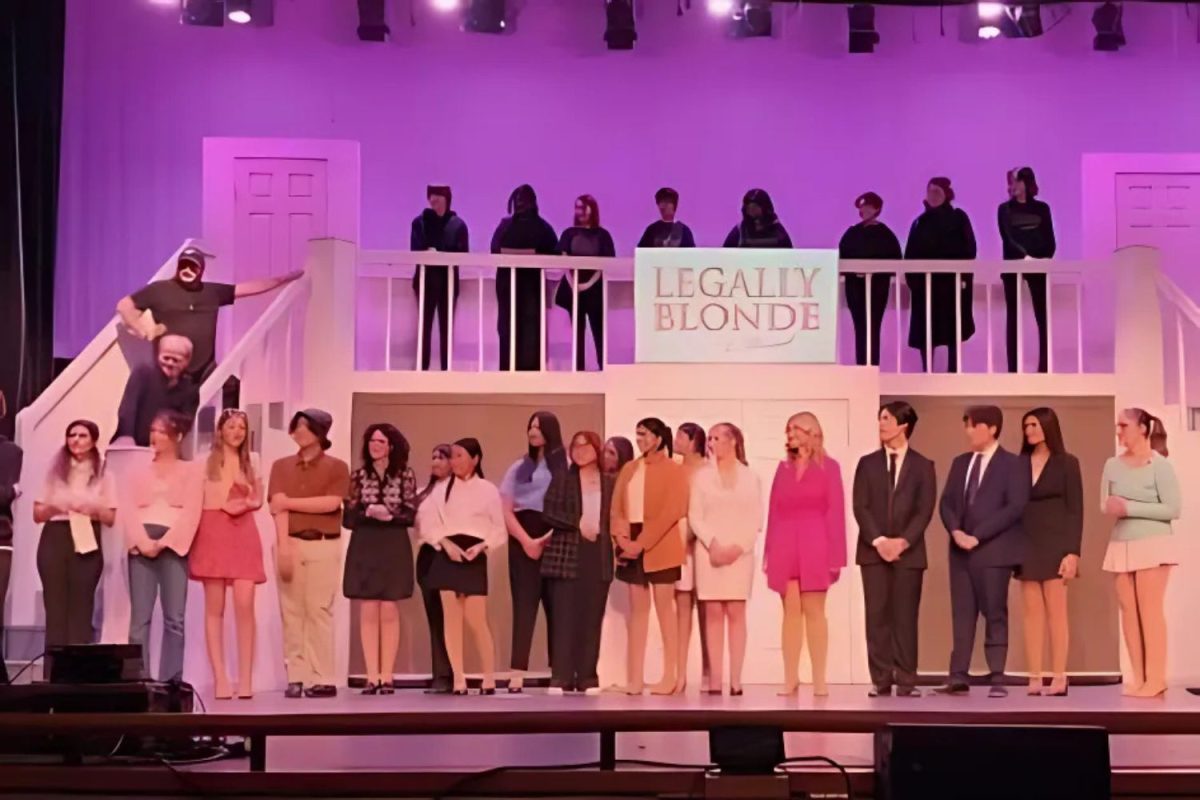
412,185,469,371
723,189,792,249
116,246,302,383
342,423,417,695
839,192,903,366
1016,407,1082,697
0,392,22,684
904,177,977,373
113,334,199,446
998,167,1056,373
414,444,454,693
491,185,558,371
637,188,696,248
556,195,615,371
936,406,1030,698
853,401,935,698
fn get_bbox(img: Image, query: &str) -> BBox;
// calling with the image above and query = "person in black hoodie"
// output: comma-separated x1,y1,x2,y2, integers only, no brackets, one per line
411,185,469,371
723,189,792,249
491,185,558,371
0,392,22,684
638,188,696,248
557,195,615,371
904,177,977,373
998,167,1056,373
839,192,903,366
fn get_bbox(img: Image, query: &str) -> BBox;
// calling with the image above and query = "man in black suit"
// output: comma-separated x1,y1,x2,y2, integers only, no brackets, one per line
854,401,937,698
936,405,1030,698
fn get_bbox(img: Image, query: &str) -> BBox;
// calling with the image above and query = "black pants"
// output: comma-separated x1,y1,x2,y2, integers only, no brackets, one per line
509,510,551,671
948,561,1012,685
547,538,610,690
566,282,604,371
496,267,543,371
416,267,460,371
416,544,452,688
37,521,103,648
845,273,892,366
862,563,923,689
1002,272,1048,373
0,549,10,683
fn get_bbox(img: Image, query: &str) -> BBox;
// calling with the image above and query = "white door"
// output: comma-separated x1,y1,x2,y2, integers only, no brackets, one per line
231,158,329,340
1115,173,1200,298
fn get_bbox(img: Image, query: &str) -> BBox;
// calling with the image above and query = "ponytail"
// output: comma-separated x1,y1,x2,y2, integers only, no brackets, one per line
1126,407,1169,457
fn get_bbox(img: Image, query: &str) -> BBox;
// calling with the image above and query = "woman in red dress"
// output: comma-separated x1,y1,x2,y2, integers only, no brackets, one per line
186,409,266,699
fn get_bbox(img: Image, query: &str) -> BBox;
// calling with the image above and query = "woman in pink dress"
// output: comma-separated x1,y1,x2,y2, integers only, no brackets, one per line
764,411,846,697
186,409,266,699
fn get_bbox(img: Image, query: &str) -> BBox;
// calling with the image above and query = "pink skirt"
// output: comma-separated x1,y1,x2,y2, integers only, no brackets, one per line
188,509,267,584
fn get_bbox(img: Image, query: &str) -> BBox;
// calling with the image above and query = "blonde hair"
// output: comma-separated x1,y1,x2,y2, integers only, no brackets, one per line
788,412,826,465
207,409,256,485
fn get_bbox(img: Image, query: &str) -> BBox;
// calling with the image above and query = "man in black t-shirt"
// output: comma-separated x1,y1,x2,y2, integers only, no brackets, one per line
116,246,303,383
637,188,696,249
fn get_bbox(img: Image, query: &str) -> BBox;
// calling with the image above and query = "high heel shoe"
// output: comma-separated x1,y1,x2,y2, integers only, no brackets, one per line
361,682,380,695
452,687,469,696
730,687,744,697
1044,677,1068,697
1027,676,1044,696
482,686,497,696
379,682,395,695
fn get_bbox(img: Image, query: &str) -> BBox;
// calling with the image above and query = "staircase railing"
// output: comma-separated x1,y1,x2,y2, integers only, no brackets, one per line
1156,273,1200,433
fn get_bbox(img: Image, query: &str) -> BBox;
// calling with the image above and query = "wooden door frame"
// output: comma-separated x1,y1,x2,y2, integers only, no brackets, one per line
1082,152,1200,259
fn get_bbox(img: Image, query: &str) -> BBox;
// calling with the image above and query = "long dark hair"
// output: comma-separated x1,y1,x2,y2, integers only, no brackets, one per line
677,422,706,458
359,423,410,480
518,411,566,482
1125,407,1169,457
50,419,102,486
418,443,453,504
1021,407,1066,455
637,417,673,456
605,436,634,474
445,437,485,501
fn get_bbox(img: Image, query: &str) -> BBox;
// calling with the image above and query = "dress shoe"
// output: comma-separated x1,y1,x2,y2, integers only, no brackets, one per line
284,682,304,699
868,685,893,698
988,685,1009,698
932,682,970,696
895,686,922,698
305,684,338,698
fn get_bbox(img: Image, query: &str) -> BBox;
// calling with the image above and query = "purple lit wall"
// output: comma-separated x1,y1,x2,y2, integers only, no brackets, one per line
55,0,1200,355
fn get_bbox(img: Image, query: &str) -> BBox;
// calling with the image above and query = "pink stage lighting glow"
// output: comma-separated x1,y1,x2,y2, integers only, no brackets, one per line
707,0,735,16
432,0,462,11
977,2,1006,20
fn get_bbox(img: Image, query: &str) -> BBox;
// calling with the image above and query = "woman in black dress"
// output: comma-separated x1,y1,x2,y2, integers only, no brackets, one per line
904,177,977,373
343,423,417,695
415,444,454,693
1018,407,1083,697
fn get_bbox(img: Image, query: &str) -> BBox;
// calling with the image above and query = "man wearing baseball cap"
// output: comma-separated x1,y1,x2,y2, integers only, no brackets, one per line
115,245,303,383
268,408,350,699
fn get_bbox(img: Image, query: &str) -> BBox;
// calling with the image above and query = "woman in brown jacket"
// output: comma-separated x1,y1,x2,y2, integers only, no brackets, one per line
611,418,688,695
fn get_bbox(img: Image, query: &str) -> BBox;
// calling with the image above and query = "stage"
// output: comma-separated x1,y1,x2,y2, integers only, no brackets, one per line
4,684,1200,797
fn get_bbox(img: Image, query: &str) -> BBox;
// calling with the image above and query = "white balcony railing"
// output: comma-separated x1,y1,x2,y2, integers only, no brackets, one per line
356,250,1102,374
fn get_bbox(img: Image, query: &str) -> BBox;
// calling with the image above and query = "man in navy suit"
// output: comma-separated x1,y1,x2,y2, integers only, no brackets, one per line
935,405,1030,698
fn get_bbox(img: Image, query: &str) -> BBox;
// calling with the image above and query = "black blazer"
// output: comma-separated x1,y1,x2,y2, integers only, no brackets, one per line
853,447,937,569
939,447,1031,568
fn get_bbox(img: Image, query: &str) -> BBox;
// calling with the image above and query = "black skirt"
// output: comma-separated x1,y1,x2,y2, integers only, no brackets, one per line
343,523,415,601
424,534,489,596
615,523,681,586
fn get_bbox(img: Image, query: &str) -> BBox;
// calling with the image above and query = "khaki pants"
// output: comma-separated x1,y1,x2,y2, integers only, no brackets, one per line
278,537,341,685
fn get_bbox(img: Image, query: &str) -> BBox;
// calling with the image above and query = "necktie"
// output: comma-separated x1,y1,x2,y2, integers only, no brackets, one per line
887,451,898,536
965,453,982,510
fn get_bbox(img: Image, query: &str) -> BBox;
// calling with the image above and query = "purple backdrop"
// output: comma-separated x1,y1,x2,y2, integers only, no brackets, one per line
55,0,1200,356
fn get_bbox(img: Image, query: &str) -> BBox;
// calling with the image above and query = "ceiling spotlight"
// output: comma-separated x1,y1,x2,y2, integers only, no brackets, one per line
227,0,251,23
730,0,772,38
707,0,735,14
848,4,879,53
357,0,389,41
181,0,225,26
605,0,637,50
432,0,461,10
977,2,1042,39
465,0,507,33
1092,1,1125,51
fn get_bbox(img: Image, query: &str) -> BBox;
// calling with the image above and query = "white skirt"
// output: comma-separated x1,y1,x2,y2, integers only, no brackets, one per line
1102,535,1179,573
675,543,696,592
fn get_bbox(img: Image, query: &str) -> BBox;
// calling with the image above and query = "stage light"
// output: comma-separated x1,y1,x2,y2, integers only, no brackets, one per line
977,2,1005,20
707,0,735,15
432,0,461,11
730,0,772,38
465,0,506,33
976,2,1042,39
605,0,637,50
181,0,225,26
978,23,1001,39
227,0,251,24
1093,2,1125,51
848,4,879,53
357,0,389,41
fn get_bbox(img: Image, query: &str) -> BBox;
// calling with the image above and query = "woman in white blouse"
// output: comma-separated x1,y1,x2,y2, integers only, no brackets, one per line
416,437,506,695
33,419,117,647
689,423,763,695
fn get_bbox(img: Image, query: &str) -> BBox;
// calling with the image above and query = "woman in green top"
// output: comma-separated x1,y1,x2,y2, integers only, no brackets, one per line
1101,408,1180,698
